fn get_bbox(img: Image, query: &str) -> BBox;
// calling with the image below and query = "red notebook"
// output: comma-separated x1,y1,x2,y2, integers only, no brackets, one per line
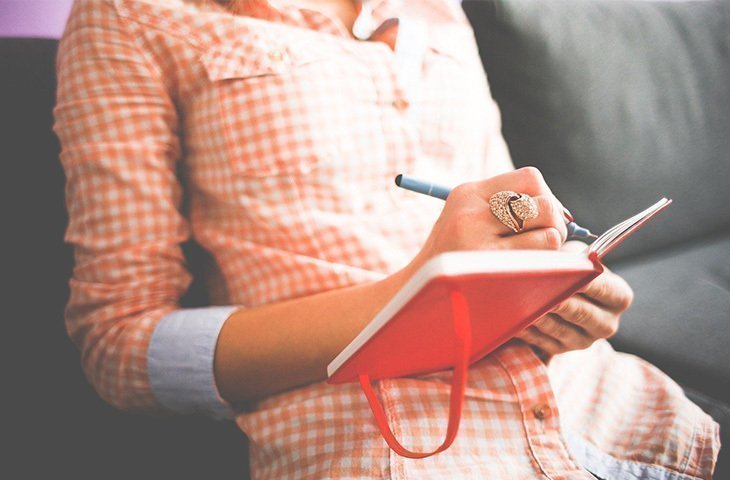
327,198,671,459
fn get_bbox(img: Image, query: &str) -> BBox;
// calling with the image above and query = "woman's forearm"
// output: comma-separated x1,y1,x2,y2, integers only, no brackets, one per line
213,263,418,403
214,168,568,404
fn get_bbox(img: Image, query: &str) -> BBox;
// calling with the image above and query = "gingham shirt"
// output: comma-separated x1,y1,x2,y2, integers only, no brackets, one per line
55,0,720,478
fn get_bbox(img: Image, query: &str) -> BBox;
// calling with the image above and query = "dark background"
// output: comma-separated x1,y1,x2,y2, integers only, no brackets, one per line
2,39,249,479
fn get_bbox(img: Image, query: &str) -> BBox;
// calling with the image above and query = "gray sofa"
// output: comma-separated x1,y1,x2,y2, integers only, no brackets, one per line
4,0,726,478
463,0,729,476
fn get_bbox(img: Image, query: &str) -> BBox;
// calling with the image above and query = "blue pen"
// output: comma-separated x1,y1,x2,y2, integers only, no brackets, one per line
394,174,598,241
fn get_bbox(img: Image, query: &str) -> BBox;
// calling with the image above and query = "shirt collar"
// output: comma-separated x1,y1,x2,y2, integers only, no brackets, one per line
227,0,394,38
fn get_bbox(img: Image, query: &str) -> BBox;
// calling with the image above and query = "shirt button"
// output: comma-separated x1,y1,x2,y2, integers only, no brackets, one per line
268,47,288,63
392,98,409,111
532,403,552,421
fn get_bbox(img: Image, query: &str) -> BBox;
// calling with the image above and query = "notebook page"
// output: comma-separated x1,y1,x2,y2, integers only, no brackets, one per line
588,198,672,258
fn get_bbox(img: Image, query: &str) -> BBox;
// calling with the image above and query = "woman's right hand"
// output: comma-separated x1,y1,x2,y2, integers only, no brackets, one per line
411,167,568,271
216,167,568,401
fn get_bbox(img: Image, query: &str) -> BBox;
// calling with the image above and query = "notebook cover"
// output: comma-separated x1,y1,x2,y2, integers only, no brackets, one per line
328,253,603,384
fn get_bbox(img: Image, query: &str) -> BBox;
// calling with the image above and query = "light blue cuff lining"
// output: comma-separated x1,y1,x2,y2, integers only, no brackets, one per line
566,431,700,480
148,306,238,420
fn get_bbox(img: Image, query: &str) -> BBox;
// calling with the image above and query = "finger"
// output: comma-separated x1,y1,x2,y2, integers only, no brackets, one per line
578,270,634,312
554,197,574,223
561,240,590,253
515,325,566,355
532,314,593,351
551,296,620,339
500,227,562,250
473,166,553,198
520,195,568,242
482,193,567,241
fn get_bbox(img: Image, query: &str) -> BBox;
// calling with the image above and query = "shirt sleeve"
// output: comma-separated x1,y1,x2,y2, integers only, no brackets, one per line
148,307,237,419
54,0,233,417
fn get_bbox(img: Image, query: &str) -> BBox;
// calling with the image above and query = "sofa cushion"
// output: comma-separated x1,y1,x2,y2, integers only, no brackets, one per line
463,0,730,260
609,233,730,403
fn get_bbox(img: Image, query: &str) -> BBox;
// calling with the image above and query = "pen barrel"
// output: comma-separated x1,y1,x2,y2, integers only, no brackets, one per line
396,174,450,200
396,174,595,241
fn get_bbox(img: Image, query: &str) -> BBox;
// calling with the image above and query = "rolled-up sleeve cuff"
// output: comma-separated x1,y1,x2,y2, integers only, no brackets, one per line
148,306,238,420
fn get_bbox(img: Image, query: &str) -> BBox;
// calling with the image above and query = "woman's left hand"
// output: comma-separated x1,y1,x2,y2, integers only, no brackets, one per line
515,242,634,358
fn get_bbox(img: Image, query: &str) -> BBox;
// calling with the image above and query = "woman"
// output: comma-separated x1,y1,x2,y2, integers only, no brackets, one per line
55,0,719,478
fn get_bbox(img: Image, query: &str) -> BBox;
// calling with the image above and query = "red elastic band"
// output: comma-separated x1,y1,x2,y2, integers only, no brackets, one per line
358,287,472,459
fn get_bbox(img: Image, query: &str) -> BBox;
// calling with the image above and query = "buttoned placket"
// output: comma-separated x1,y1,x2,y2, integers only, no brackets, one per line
495,346,596,479
242,0,417,115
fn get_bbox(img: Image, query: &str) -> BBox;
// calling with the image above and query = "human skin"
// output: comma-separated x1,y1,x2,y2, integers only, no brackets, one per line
213,167,633,403
516,240,633,359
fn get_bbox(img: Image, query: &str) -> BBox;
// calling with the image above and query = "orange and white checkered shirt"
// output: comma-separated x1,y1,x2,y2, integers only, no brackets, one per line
55,0,720,478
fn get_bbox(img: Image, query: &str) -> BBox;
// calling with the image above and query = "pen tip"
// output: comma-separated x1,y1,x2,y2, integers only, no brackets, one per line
394,174,402,186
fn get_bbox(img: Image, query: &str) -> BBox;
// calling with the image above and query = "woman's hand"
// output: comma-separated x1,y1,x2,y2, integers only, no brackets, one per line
215,167,580,401
410,167,569,270
408,169,633,361
515,242,634,358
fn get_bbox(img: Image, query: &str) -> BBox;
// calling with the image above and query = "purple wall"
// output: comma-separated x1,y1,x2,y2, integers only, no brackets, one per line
0,0,74,39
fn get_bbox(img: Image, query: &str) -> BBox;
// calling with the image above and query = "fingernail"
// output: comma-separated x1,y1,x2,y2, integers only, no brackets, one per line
562,207,574,223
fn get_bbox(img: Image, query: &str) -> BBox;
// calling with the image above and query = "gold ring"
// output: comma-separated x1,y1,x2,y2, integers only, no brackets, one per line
489,191,539,233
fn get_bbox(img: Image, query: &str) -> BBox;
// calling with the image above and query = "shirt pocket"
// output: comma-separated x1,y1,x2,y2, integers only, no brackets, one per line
201,39,338,177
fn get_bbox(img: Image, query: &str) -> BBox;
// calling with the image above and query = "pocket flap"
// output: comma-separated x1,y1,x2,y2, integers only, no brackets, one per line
201,40,323,81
